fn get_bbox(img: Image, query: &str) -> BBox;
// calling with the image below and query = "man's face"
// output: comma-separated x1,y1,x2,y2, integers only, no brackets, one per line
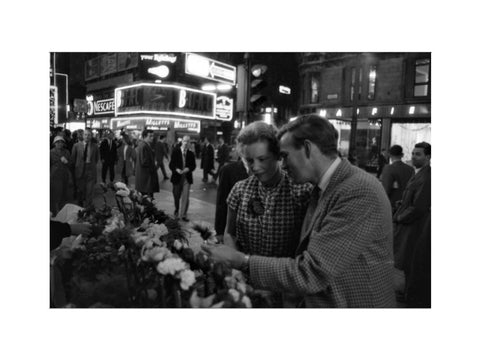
84,130,92,142
77,131,84,141
411,147,430,169
182,136,190,148
107,132,114,140
279,132,311,184
145,133,154,144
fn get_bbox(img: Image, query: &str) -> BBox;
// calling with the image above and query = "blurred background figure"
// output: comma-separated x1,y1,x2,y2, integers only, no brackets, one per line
155,134,170,181
99,129,117,185
201,137,216,183
135,129,158,198
380,145,414,214
50,136,71,215
117,134,136,186
214,136,230,181
393,142,431,308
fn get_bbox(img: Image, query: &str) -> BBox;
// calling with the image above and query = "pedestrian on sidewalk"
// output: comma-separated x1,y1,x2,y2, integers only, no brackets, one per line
117,134,136,186
214,136,230,181
50,136,71,215
83,129,100,207
99,129,117,185
169,135,196,221
135,129,159,198
201,137,215,182
155,134,170,181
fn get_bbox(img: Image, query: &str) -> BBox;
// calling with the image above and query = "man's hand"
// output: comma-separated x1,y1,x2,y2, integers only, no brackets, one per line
176,168,183,174
201,244,245,269
70,223,92,237
182,167,190,174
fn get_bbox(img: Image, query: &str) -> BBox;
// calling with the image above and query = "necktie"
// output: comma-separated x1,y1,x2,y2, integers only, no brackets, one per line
301,186,321,236
83,143,88,162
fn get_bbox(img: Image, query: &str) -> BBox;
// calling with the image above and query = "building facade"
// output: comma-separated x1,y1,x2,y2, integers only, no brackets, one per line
298,52,431,169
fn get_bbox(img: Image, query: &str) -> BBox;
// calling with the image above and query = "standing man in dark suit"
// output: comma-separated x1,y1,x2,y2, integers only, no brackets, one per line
203,114,395,308
201,137,215,182
380,145,415,213
117,134,136,186
393,142,431,307
83,129,99,207
135,129,159,198
169,135,196,221
214,136,230,181
99,130,117,184
155,134,170,181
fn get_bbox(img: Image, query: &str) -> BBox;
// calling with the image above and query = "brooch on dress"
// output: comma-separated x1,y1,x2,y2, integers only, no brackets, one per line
248,197,265,217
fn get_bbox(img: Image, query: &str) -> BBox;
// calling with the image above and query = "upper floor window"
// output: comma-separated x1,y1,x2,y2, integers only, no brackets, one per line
311,76,319,103
414,59,430,97
367,65,377,100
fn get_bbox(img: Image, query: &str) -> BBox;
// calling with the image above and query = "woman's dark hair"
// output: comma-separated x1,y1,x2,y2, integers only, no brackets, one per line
236,121,280,156
278,114,338,156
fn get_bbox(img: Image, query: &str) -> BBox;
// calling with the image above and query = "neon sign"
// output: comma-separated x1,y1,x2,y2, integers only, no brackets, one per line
140,54,177,63
114,83,216,119
185,53,236,85
215,96,233,121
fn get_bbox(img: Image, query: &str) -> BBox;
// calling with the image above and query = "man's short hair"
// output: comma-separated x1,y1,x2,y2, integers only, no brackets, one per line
278,114,338,156
159,134,166,140
142,129,154,138
236,121,280,156
389,145,403,157
414,142,431,156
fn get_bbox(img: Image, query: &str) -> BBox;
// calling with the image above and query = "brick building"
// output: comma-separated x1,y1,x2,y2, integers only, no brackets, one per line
297,52,431,170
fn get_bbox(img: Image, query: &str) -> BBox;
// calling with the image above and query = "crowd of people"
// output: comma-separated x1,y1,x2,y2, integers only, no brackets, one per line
50,115,431,308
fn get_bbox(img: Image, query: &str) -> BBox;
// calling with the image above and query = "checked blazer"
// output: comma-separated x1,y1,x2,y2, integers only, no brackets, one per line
249,159,396,308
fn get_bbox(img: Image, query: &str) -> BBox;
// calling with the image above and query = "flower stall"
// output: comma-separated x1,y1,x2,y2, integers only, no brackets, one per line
51,182,271,308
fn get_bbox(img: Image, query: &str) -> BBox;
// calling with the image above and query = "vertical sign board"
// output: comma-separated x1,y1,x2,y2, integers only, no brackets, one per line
54,74,68,123
50,86,58,125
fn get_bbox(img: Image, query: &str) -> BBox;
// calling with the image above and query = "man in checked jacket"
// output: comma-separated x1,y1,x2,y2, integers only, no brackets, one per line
203,114,396,308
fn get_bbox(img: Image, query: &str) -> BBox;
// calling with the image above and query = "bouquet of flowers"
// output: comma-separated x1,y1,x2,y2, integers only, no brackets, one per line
64,182,259,308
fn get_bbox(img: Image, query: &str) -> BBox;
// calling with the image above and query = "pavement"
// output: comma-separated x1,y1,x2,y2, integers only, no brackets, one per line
65,157,219,227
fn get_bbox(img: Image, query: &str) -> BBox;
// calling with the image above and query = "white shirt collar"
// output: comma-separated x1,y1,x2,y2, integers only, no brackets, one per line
318,157,341,192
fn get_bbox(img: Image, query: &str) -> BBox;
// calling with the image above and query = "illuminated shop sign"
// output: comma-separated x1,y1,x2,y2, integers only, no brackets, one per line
86,95,115,116
185,53,236,85
112,117,200,133
279,85,291,95
216,96,233,121
94,98,115,114
50,86,58,125
114,83,216,119
140,53,177,63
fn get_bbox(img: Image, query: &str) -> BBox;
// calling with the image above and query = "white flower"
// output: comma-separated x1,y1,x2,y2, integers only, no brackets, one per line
173,239,183,251
116,189,130,197
149,223,169,238
118,245,126,255
156,257,187,275
178,269,196,290
228,289,240,302
141,244,171,263
123,196,132,204
115,182,128,190
241,295,252,308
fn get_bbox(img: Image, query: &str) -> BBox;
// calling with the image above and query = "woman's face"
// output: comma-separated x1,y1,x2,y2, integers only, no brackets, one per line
55,141,64,150
243,140,279,184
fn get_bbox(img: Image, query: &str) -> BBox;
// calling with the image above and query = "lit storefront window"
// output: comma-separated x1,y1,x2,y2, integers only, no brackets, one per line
329,119,351,157
390,123,431,163
414,59,430,97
